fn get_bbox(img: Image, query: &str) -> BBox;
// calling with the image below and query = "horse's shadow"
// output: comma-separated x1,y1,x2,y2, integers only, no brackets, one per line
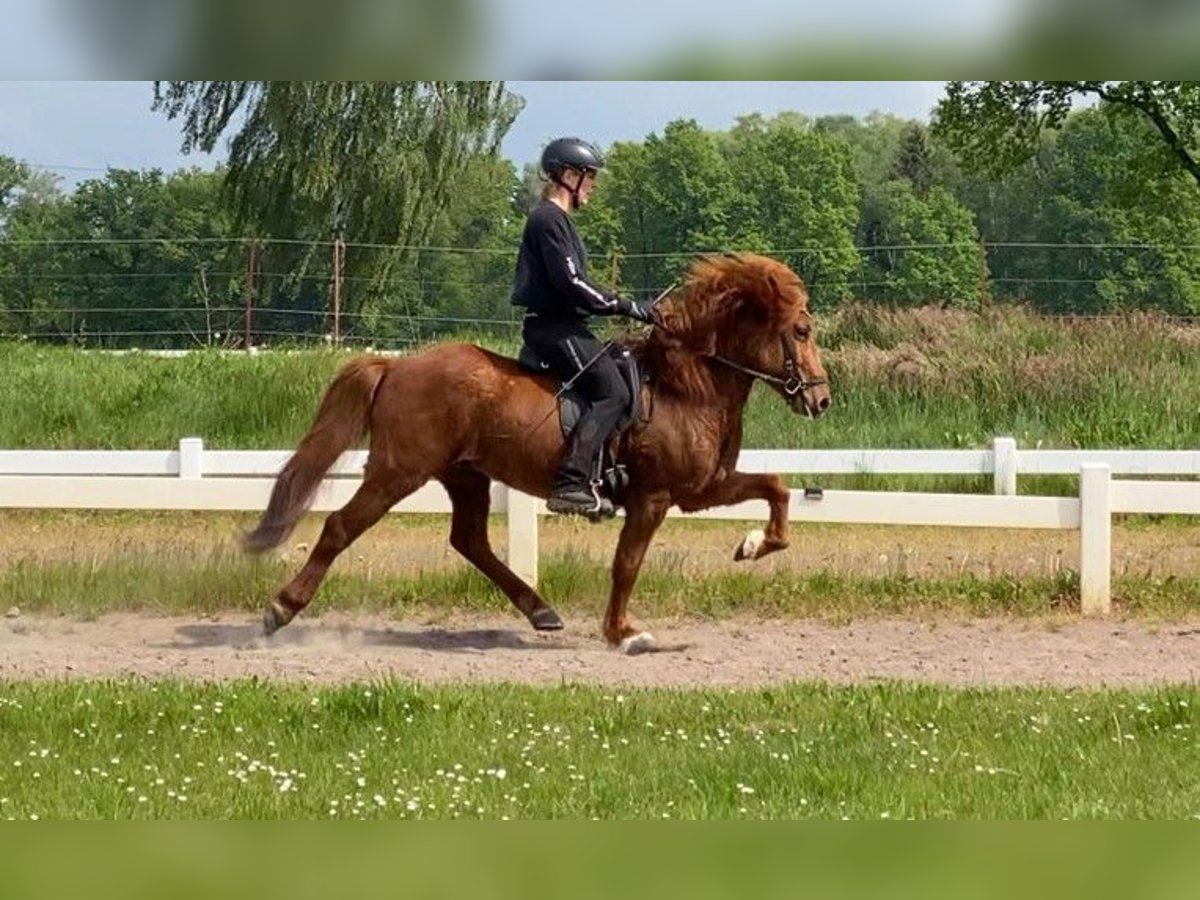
168,620,575,654
364,626,571,653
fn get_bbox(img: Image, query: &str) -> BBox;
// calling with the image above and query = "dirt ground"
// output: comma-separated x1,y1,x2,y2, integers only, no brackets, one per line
3,611,1198,688
2,511,1197,689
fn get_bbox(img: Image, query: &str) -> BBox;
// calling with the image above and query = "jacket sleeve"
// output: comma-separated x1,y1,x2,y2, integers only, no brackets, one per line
538,215,625,316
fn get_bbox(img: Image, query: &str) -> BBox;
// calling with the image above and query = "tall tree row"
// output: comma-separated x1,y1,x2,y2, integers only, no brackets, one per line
4,81,1200,348
151,81,523,329
582,112,980,308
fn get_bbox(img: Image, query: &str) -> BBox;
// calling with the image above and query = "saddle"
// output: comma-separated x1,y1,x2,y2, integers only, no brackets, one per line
516,342,645,504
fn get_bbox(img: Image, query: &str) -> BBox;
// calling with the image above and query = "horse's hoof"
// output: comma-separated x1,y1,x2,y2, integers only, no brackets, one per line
262,602,289,636
734,528,765,561
617,632,656,655
530,607,564,631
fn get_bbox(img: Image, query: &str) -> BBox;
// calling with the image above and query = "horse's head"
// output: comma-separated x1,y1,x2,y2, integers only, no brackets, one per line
654,253,831,418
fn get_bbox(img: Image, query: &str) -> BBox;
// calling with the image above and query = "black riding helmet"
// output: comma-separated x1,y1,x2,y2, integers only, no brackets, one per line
541,137,604,209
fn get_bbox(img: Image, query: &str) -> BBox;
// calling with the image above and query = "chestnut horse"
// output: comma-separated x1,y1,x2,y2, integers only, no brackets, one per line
244,253,831,653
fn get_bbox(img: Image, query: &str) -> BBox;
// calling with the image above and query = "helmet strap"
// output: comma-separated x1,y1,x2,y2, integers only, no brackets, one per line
551,169,584,210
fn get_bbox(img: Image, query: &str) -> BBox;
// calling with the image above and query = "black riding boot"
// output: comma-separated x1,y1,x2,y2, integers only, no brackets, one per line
547,484,615,519
548,409,620,519
522,317,629,521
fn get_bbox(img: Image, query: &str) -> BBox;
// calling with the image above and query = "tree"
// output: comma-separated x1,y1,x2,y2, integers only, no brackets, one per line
948,107,1200,313
893,122,934,197
0,165,70,339
152,82,523,319
860,182,985,307
590,121,740,297
725,114,861,303
933,82,1200,188
816,113,911,199
62,168,236,346
640,120,740,289
1,155,30,231
591,141,653,292
0,164,243,347
1024,110,1200,313
809,118,986,306
405,153,525,340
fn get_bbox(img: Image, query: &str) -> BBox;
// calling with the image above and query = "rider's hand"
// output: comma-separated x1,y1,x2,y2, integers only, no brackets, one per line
619,297,657,325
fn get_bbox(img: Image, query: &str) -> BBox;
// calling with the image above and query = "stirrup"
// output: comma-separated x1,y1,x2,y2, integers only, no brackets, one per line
587,477,617,520
547,485,614,521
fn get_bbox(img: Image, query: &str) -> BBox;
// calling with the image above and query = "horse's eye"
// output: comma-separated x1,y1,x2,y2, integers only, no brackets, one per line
795,326,810,341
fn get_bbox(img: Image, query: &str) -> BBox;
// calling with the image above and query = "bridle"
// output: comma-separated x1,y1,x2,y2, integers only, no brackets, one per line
707,334,827,397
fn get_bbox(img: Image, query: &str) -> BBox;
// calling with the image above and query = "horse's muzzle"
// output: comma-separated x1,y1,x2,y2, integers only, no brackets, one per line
792,386,831,419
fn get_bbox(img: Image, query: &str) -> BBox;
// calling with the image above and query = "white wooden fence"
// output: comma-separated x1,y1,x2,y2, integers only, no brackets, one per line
2,436,1198,615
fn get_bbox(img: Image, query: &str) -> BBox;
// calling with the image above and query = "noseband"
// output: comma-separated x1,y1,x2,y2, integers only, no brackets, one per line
708,334,827,396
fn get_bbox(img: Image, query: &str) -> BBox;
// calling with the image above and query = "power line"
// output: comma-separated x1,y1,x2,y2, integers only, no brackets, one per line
18,160,114,175
6,236,1200,254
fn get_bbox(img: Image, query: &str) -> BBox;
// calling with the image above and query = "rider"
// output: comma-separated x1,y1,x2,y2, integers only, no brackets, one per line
512,136,656,518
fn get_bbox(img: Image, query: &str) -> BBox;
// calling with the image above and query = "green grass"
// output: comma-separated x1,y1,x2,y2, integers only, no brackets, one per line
0,343,349,450
0,679,1194,819
741,306,1200,467
2,307,1197,460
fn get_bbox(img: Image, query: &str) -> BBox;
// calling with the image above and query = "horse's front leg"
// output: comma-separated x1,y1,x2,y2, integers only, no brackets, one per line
701,471,792,562
604,490,671,653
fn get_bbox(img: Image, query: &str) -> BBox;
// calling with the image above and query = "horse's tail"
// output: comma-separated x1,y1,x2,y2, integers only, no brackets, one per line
243,356,390,554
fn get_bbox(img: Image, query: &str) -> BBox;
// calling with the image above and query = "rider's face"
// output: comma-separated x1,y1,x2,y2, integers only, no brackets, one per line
566,167,598,205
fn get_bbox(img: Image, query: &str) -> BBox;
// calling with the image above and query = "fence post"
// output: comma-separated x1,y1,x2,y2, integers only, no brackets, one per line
243,239,259,351
178,437,203,480
993,435,1017,496
506,487,540,588
1079,463,1111,615
331,236,344,346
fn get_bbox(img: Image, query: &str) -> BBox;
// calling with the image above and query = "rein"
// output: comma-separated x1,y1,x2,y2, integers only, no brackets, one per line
707,334,827,396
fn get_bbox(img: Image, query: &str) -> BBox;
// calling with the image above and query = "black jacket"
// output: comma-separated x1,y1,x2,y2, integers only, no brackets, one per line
511,200,624,319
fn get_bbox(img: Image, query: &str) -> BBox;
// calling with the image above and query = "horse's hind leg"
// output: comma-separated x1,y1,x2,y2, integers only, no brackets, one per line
442,464,564,631
264,468,425,634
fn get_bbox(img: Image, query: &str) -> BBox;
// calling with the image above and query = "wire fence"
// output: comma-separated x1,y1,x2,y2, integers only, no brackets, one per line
2,236,1197,349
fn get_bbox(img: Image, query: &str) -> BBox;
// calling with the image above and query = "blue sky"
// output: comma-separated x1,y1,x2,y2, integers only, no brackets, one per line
1,81,946,191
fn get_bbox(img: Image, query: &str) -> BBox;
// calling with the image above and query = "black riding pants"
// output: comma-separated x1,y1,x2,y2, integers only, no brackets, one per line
522,316,631,491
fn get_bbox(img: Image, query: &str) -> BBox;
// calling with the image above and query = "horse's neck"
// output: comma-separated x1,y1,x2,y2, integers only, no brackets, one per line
637,343,755,422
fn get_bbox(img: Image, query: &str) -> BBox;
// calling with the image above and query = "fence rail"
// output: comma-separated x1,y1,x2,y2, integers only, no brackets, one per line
2,437,1198,615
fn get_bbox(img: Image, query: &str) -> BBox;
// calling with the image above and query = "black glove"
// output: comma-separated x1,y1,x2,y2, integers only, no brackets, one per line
619,296,657,325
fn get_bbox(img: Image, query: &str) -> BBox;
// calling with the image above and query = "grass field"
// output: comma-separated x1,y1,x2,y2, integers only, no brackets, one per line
2,309,1197,822
0,679,1194,819
3,308,1197,474
2,510,1198,621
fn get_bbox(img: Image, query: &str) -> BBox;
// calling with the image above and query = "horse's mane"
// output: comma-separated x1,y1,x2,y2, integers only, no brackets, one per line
631,253,810,402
